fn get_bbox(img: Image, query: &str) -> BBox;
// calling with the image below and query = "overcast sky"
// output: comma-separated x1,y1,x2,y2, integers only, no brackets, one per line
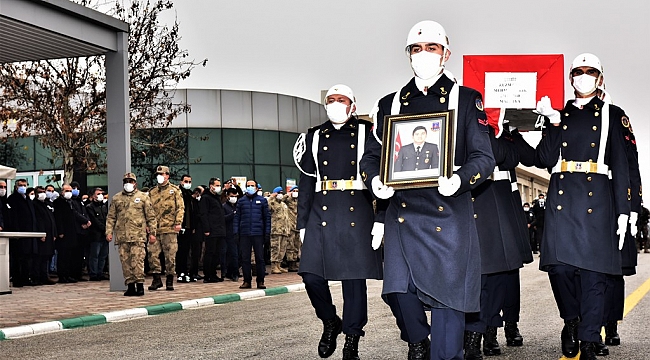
161,0,649,186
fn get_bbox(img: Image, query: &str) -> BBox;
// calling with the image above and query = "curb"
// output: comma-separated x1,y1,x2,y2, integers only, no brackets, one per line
0,283,307,340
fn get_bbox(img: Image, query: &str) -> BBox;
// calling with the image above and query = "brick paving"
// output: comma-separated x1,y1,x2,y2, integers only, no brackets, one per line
0,267,302,328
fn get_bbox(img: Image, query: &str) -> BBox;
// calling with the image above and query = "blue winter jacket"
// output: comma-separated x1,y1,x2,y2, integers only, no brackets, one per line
233,194,271,236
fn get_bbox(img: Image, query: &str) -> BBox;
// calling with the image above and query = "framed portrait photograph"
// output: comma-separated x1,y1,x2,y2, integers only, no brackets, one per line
380,110,455,190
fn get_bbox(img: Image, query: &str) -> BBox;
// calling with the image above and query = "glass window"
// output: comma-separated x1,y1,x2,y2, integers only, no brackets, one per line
254,165,281,192
189,128,222,165
34,139,63,170
279,131,299,166
86,173,108,191
223,129,253,164
4,137,35,171
253,130,279,165
281,166,301,188
223,164,253,184
188,164,223,187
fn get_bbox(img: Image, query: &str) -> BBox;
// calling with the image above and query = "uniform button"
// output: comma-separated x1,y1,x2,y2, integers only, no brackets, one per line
438,206,444,212
351,133,355,137
401,202,407,208
323,161,328,166
350,191,355,196
435,226,442,232
398,217,405,223
322,206,327,211
322,222,327,227
349,207,354,212
592,126,598,131
350,176,355,180
558,190,564,195
472,197,475,202
564,113,569,117
350,144,355,149
594,112,599,117
590,143,596,148
559,174,564,179
325,134,330,138
562,142,568,147
323,176,328,180
587,176,592,182
563,125,568,130
323,191,328,195
350,222,355,227
351,160,356,165
587,208,593,214
323,146,328,151
474,214,478,219
588,191,593,197
440,97,446,104
557,205,563,211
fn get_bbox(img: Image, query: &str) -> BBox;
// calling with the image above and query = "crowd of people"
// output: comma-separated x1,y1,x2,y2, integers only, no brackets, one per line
2,169,302,296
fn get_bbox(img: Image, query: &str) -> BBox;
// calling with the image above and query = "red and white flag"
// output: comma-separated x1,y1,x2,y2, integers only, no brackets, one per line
394,131,402,162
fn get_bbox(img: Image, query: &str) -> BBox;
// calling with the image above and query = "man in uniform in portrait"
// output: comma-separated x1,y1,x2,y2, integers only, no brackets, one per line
394,125,439,172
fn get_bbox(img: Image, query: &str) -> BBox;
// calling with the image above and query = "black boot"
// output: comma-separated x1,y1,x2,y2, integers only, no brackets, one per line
135,283,145,296
148,274,163,290
595,337,609,356
561,318,580,358
123,283,137,296
166,274,174,291
604,321,620,345
342,334,360,360
579,341,597,360
318,316,342,358
464,331,483,360
407,338,430,360
483,326,501,356
504,321,523,346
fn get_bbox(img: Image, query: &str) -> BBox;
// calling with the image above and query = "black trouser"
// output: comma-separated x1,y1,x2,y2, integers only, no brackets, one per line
529,229,537,252
176,231,192,275
240,235,264,284
189,232,203,276
71,243,85,279
225,235,239,278
204,236,226,279
302,273,368,336
502,269,521,323
10,250,31,285
57,247,74,280
603,274,624,323
31,254,50,282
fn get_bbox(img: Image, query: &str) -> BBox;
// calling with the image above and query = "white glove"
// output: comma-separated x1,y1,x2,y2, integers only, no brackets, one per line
371,176,395,199
438,174,461,197
629,212,639,237
371,222,384,250
300,228,305,244
495,108,505,138
533,96,561,124
616,214,629,250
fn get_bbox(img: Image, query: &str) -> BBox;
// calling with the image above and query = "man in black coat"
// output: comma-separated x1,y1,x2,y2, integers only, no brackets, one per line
394,126,439,172
223,187,239,282
176,174,199,282
70,181,91,281
200,177,227,282
86,188,108,281
523,203,537,254
531,194,545,254
7,179,38,287
32,186,57,285
54,184,88,283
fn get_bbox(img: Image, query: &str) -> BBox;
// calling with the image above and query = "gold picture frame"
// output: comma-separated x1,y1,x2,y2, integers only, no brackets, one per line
380,111,455,190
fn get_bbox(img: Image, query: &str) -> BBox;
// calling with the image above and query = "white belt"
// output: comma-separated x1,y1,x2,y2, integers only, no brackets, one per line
315,179,367,192
551,160,609,175
490,168,511,182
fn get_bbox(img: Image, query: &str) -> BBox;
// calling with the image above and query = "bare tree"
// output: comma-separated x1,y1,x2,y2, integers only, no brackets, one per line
0,0,206,183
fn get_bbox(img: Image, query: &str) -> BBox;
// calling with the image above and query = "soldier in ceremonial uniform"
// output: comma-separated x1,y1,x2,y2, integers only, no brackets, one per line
105,173,157,296
531,53,631,360
394,126,439,171
295,84,383,360
360,21,495,360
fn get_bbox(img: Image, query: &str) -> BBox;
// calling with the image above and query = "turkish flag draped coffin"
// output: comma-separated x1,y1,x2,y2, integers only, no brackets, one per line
463,54,564,131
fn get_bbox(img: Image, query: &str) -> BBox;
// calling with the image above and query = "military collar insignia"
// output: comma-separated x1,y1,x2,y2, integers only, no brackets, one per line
440,87,448,95
135,198,141,203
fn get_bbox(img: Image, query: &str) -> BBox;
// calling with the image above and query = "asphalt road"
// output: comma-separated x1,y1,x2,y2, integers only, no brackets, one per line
1,255,649,360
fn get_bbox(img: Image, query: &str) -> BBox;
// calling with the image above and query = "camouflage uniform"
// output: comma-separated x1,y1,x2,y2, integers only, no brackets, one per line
285,194,301,265
148,175,185,276
105,186,157,285
269,196,291,264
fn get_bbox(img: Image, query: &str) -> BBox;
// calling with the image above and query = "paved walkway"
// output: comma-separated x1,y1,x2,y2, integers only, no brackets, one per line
0,267,302,328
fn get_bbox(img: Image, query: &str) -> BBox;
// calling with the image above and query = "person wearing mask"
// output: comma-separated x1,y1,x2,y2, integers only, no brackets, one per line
188,186,204,281
200,177,227,282
176,174,199,283
295,84,384,360
285,186,300,272
86,188,109,281
106,172,157,296
222,188,239,282
147,165,185,291
69,181,91,281
530,194,546,255
233,179,270,289
0,180,7,231
269,186,291,274
32,186,57,285
53,184,87,284
359,20,495,359
7,179,38,287
44,184,58,275
523,203,536,254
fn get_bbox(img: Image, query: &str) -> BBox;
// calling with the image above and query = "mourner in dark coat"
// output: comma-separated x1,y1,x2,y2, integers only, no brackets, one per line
54,184,88,283
200,178,227,282
394,126,440,171
360,21,495,360
176,174,199,282
531,54,631,359
7,179,38,287
32,186,57,285
86,188,109,281
296,84,383,360
222,188,239,282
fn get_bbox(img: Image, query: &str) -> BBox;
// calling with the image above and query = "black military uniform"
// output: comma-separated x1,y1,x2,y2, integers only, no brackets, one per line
360,74,495,358
524,204,536,253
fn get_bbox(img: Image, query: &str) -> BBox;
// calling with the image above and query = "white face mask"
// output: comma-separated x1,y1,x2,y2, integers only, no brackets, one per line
325,102,351,124
276,194,284,201
196,195,201,201
538,199,545,207
123,183,135,193
572,74,598,96
96,194,104,202
51,192,59,201
103,199,108,203
523,206,530,211
0,189,5,197
291,192,299,198
213,186,222,195
410,51,444,80
156,174,165,184
257,191,263,197
63,192,73,200
29,194,36,201
229,197,237,204
182,183,192,190
38,193,47,201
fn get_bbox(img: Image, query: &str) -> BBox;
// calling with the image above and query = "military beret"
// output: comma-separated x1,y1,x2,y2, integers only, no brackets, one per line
272,186,283,194
290,185,298,191
156,165,170,174
123,172,137,181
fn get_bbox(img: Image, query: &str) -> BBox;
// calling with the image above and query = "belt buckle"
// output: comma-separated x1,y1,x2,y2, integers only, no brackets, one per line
335,180,346,191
